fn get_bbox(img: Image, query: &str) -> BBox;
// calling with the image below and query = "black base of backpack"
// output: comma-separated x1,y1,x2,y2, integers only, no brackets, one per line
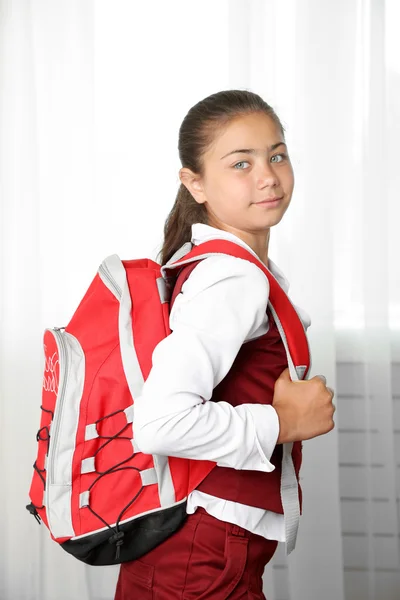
61,501,188,566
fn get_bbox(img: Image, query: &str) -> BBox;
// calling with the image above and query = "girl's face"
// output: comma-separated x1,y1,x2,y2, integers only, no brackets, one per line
180,112,294,236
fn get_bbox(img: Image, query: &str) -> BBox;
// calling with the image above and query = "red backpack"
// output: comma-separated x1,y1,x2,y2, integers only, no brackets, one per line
26,239,311,565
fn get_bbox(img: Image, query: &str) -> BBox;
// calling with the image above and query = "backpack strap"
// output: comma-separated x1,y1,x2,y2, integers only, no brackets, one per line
163,239,310,556
162,239,311,383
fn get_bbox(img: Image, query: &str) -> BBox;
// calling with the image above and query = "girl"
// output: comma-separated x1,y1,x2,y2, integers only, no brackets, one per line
114,89,335,600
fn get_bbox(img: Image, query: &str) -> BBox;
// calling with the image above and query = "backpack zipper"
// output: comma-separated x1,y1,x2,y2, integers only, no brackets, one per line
98,263,122,299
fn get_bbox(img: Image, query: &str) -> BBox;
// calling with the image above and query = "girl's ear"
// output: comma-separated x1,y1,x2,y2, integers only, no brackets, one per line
179,168,206,205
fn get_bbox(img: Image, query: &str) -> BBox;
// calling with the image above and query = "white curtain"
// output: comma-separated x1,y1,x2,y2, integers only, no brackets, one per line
1,1,399,599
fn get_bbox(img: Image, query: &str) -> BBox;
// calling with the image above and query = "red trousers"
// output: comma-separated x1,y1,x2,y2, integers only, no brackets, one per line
114,507,278,600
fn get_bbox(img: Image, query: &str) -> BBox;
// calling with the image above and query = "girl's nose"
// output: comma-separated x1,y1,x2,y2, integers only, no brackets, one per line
257,163,279,186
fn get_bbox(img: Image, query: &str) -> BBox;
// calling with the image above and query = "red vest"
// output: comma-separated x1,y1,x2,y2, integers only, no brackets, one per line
173,263,303,515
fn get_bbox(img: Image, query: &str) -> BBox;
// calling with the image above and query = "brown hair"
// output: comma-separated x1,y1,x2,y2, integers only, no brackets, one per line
158,89,286,266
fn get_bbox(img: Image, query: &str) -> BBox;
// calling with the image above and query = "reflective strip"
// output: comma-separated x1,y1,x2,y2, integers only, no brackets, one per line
81,457,96,474
79,491,90,508
85,423,98,441
44,455,48,470
124,405,134,424
156,277,169,303
140,468,158,487
43,490,46,507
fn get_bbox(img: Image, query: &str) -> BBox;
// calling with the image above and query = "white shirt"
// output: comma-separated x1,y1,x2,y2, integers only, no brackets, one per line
134,223,311,542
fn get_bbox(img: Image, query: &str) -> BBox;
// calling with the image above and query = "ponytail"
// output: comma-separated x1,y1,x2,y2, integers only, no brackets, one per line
158,184,207,266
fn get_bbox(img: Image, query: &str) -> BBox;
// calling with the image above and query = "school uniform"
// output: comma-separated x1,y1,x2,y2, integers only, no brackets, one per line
115,223,311,600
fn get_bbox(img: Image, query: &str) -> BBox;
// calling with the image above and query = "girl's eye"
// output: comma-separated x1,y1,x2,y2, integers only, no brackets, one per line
233,161,250,169
271,153,288,163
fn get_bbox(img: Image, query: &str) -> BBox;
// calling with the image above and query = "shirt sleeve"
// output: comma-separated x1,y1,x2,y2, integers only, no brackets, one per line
133,254,280,472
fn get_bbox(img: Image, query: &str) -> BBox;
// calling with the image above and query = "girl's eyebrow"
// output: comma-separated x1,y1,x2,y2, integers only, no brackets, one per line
220,142,287,160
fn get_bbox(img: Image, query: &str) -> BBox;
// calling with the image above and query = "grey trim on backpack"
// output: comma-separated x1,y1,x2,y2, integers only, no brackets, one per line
295,365,307,379
124,404,134,424
165,242,193,265
79,491,90,508
152,454,176,505
140,468,158,487
45,330,85,538
81,457,96,474
161,250,222,280
97,255,121,301
131,438,141,454
98,256,123,301
156,277,170,303
85,423,98,441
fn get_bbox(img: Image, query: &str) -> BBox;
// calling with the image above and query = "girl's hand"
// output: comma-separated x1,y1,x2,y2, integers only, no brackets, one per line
272,367,336,444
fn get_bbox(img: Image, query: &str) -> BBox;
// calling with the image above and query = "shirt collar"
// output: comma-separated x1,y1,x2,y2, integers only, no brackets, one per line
191,223,290,293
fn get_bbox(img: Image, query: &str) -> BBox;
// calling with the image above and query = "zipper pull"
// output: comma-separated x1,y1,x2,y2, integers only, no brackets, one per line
26,503,42,524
